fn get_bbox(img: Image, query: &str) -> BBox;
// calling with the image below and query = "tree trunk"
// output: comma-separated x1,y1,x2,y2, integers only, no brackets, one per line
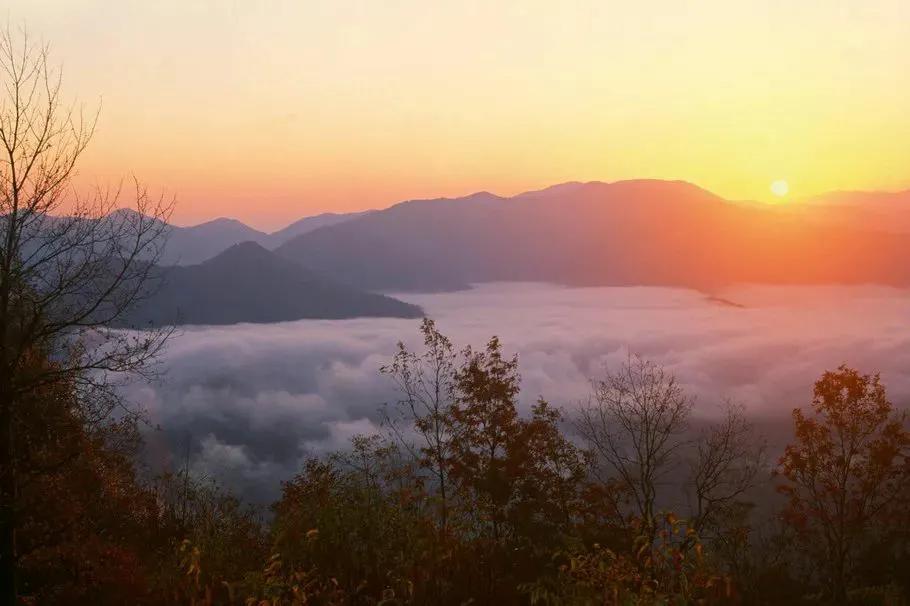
832,548,848,606
0,387,17,606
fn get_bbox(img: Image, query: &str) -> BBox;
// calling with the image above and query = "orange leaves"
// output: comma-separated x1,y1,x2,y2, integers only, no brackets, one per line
776,365,910,602
539,514,722,605
180,539,203,588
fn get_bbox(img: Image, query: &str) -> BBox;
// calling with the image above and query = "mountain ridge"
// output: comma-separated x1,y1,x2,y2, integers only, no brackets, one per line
115,241,422,327
273,179,910,293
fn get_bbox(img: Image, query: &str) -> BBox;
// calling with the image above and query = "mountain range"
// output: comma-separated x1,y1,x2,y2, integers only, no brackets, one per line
159,210,369,265
93,180,910,326
273,180,910,293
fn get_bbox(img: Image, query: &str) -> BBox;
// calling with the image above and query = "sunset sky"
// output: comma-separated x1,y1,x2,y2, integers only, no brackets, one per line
8,0,910,229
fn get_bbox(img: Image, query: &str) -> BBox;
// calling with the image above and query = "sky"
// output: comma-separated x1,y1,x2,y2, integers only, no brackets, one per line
127,283,910,502
6,0,910,229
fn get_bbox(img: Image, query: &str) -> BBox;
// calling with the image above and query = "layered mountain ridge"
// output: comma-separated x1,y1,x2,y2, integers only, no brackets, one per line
273,179,910,292
116,242,422,327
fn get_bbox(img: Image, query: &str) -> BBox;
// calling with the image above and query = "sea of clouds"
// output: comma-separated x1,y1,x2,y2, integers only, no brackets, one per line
125,282,910,503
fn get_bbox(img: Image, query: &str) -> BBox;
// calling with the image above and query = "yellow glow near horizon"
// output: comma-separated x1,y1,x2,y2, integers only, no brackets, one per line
5,0,910,228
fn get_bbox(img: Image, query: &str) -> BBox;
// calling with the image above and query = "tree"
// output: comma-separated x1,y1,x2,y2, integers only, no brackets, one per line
448,336,522,546
271,438,427,604
380,318,457,532
513,399,586,540
153,474,266,605
576,355,693,543
381,324,591,603
689,402,765,536
14,348,156,605
445,336,589,601
777,365,910,604
0,27,172,604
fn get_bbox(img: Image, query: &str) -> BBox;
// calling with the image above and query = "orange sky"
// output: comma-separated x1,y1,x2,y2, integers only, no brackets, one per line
7,0,910,230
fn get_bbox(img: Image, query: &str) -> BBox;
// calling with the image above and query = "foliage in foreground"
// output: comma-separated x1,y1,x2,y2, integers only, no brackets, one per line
13,321,910,605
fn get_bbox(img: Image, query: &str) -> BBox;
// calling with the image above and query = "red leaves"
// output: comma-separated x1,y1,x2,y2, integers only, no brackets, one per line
776,365,910,601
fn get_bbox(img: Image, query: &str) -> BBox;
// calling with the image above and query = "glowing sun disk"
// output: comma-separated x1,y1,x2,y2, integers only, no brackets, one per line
771,180,789,198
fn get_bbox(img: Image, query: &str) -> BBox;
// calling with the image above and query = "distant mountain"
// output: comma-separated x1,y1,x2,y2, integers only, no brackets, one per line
275,191,510,292
268,211,373,247
274,179,910,292
161,218,271,265
804,189,910,207
796,189,910,234
117,242,422,327
159,211,368,264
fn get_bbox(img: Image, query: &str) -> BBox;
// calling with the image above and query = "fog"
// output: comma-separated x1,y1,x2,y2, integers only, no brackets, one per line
126,282,910,502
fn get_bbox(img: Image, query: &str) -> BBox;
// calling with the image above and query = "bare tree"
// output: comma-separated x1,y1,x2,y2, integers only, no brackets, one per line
689,402,765,535
380,318,456,532
0,26,172,604
575,354,693,542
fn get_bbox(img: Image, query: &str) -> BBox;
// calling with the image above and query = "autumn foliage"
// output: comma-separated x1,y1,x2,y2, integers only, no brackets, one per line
3,22,908,606
8,322,910,605
777,366,910,605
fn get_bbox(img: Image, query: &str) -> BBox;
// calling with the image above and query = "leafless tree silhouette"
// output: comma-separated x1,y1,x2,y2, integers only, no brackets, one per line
576,354,693,543
689,401,765,535
381,318,457,533
0,25,173,604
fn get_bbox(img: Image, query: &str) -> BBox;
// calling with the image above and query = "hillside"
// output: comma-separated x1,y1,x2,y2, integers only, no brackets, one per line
117,242,422,327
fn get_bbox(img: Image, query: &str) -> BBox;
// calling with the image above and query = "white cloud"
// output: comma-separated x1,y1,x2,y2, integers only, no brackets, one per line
126,282,910,502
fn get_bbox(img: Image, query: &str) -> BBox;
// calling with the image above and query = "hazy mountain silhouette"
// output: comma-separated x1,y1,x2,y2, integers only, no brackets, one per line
161,218,271,265
158,211,368,265
274,180,910,292
796,189,910,234
268,211,374,246
117,242,422,327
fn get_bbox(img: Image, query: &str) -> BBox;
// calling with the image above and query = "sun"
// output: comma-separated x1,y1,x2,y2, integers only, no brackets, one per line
770,180,789,198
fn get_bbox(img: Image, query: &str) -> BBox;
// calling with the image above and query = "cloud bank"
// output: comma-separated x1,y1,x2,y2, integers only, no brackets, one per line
126,283,910,503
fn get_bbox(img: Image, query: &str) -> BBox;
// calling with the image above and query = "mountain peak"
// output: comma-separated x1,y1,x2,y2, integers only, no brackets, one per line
205,240,272,262
268,210,371,245
196,240,285,273
604,178,717,196
195,217,252,228
517,181,590,198
106,207,161,223
516,179,717,201
463,190,498,200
